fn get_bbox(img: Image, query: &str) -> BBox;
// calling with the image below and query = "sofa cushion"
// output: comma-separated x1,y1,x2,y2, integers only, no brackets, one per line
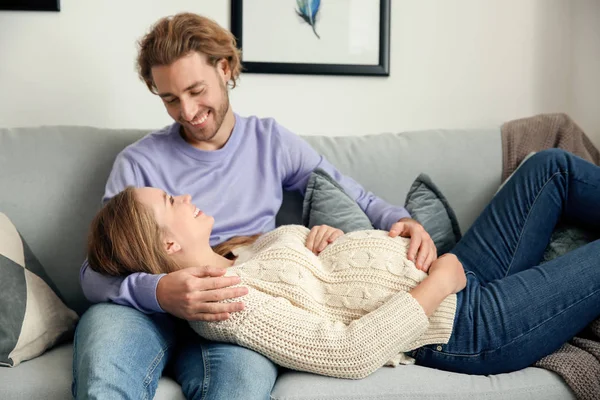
271,365,574,399
405,173,462,255
302,168,373,232
0,213,78,367
0,343,185,400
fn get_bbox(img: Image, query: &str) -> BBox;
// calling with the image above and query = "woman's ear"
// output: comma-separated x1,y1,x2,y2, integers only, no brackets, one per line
164,239,182,255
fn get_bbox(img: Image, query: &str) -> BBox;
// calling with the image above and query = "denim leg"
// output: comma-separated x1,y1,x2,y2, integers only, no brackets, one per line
452,149,600,282
170,323,278,400
416,238,600,375
72,303,175,400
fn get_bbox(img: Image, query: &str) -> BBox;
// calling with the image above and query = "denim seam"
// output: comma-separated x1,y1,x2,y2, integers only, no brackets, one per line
141,343,172,400
432,285,600,358
200,341,211,399
505,171,567,277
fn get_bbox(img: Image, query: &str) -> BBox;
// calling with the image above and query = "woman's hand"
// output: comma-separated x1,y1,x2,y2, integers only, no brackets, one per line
388,217,437,272
305,225,344,254
409,254,466,317
428,253,467,294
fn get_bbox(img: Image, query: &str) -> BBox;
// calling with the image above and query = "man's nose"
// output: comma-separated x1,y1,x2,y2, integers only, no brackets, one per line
180,99,197,121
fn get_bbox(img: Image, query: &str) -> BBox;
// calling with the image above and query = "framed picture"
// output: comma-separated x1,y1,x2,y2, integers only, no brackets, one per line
0,0,60,11
230,0,390,76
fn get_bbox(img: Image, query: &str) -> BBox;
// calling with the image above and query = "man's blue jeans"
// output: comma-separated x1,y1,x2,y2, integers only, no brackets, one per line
72,303,277,399
415,149,600,374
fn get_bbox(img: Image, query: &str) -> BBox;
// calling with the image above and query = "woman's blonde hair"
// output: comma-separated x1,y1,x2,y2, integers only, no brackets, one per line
87,186,258,276
136,12,242,93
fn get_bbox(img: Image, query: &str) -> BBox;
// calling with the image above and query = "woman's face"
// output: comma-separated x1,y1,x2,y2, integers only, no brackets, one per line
134,187,214,253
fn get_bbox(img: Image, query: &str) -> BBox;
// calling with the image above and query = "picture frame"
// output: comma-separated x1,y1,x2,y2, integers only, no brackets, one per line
230,0,390,76
0,0,60,12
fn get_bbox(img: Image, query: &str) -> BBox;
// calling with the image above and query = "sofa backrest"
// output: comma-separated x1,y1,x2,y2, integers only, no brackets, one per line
0,125,501,314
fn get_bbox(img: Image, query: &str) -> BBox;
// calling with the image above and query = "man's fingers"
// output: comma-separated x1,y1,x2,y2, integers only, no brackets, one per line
417,242,429,268
313,228,328,251
192,275,242,291
407,235,421,261
305,229,318,252
389,222,404,237
328,230,343,242
184,296,246,319
189,311,231,322
198,286,248,303
422,251,436,272
187,266,228,278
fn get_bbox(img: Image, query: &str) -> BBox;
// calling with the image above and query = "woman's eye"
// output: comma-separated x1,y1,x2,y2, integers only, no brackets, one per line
170,196,174,205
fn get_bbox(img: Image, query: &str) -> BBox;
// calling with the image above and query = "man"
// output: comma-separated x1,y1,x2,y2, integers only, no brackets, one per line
73,12,436,400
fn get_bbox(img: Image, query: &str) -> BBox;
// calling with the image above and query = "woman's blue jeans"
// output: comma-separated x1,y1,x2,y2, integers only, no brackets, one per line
415,149,600,375
72,303,277,399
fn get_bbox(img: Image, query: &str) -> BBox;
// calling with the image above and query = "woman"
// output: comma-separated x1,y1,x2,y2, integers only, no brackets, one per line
87,149,600,379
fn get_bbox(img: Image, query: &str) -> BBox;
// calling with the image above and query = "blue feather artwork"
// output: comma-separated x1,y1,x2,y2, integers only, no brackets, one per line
296,0,321,39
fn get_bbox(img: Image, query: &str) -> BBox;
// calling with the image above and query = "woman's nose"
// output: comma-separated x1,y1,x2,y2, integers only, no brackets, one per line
174,194,192,204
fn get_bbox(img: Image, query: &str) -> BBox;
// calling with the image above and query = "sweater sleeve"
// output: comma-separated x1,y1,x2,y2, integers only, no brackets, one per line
190,288,430,379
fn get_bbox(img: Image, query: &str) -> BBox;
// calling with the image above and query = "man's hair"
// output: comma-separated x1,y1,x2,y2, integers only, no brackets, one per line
136,12,242,94
87,186,259,277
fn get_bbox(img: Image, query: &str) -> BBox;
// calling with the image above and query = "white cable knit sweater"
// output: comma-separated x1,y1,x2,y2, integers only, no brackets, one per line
189,225,457,379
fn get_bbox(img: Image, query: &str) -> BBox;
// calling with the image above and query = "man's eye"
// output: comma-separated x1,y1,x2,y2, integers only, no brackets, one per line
165,98,178,104
190,89,204,96
170,196,174,205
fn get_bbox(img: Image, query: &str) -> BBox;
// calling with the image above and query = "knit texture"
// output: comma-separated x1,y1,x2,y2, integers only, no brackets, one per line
190,225,456,379
501,113,600,181
535,320,600,400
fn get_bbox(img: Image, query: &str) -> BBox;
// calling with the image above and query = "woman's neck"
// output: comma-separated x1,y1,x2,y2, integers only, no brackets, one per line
180,249,234,270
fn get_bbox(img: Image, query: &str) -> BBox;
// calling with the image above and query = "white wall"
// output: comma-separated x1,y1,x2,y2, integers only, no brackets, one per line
570,0,600,147
0,0,585,139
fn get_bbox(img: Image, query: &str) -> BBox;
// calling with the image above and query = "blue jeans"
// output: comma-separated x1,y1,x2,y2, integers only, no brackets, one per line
415,149,600,375
72,303,277,400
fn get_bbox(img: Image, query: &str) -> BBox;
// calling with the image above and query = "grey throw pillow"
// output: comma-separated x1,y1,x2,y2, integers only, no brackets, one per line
0,212,78,367
404,174,461,255
302,169,373,233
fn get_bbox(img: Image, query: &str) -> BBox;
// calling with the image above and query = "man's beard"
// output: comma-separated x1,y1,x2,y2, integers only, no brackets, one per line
183,81,230,143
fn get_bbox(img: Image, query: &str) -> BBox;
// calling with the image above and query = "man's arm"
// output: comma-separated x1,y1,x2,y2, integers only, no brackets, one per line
275,124,409,230
275,123,437,269
80,259,164,312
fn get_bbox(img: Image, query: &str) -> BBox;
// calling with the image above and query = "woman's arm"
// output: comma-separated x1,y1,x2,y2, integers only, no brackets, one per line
410,253,466,316
191,278,456,379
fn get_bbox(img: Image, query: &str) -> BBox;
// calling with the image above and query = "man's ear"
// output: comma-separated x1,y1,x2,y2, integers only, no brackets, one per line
217,58,232,83
164,239,182,255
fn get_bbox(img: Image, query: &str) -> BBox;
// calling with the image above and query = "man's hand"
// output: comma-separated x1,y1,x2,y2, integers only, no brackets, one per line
156,266,248,321
305,225,344,254
388,217,437,272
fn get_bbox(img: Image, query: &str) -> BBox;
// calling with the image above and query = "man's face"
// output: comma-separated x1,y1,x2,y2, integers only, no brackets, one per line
152,52,231,146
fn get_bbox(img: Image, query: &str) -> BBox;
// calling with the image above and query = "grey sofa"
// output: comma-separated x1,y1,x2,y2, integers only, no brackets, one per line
0,125,575,399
